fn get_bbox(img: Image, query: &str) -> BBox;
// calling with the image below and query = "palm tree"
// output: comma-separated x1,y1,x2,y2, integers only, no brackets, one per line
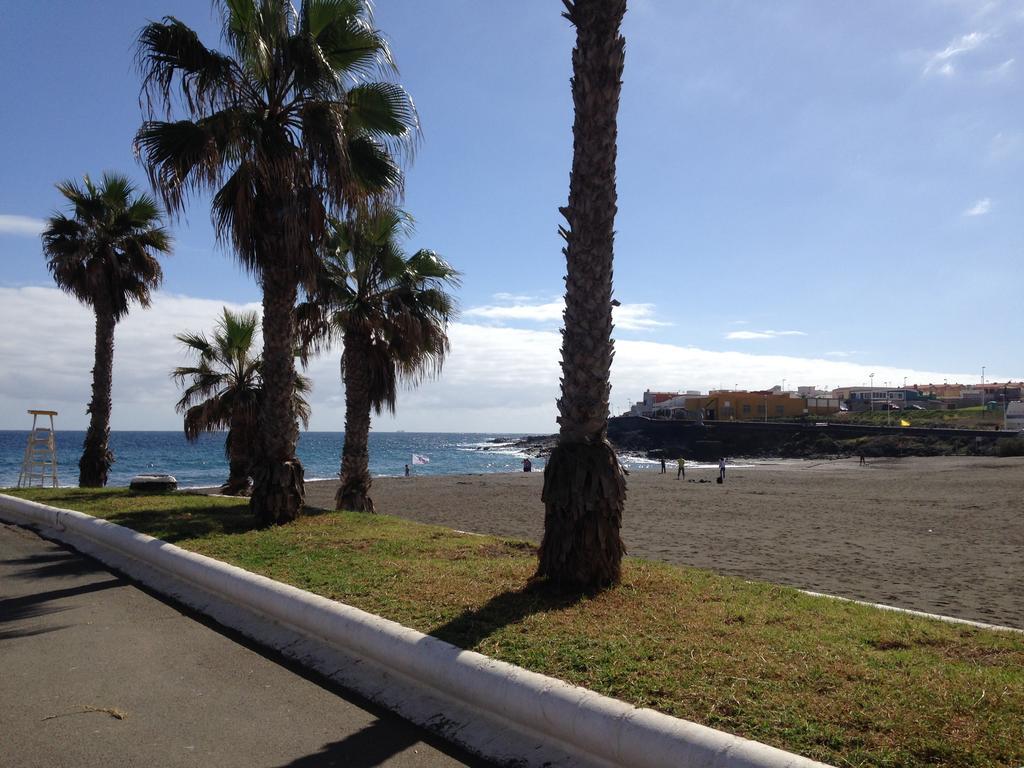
537,0,628,591
173,307,312,495
42,173,171,487
136,0,417,525
300,208,458,512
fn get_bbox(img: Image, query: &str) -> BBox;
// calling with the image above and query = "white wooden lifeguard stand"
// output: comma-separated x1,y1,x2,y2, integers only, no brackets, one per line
17,410,60,488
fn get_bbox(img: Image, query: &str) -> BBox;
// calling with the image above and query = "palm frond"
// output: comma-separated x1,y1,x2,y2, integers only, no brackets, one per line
173,304,310,439
42,173,170,318
137,17,239,117
345,135,403,202
313,204,458,411
183,396,234,441
346,81,419,162
135,109,256,214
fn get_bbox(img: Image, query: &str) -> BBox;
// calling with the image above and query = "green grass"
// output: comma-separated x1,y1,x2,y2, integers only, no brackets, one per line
826,407,1005,430
7,487,1024,767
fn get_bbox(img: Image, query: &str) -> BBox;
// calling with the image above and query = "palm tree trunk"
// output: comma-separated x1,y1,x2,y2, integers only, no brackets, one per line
537,0,628,591
224,409,254,496
250,264,304,524
337,329,374,512
79,304,116,487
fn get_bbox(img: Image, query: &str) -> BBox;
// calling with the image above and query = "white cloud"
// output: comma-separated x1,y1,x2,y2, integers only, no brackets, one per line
986,57,1015,78
989,131,1023,162
922,31,990,76
963,197,992,216
0,287,989,433
725,329,807,340
825,350,860,358
0,215,45,237
464,300,563,323
0,287,261,432
492,292,543,303
463,299,670,331
614,304,672,331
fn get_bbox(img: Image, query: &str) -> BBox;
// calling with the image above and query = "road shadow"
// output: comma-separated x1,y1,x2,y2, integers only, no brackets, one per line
4,550,106,580
273,717,491,767
0,625,69,641
0,578,122,641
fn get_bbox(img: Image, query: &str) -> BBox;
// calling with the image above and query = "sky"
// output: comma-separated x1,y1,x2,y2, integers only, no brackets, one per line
1,0,1021,431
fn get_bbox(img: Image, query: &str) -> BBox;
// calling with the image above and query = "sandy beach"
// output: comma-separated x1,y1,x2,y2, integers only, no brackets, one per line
306,456,1024,629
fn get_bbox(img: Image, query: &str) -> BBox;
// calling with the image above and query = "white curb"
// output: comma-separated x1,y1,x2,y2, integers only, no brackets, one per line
0,493,829,768
797,589,1023,634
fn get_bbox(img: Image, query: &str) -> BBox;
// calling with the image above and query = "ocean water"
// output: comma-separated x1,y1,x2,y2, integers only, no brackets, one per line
0,430,671,489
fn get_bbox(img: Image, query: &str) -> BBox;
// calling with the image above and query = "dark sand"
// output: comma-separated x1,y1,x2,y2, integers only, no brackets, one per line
305,456,1024,629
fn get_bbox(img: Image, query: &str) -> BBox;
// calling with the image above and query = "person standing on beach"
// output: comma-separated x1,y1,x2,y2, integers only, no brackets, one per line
523,458,533,472
404,464,410,477
718,457,726,483
676,457,685,479
660,457,666,474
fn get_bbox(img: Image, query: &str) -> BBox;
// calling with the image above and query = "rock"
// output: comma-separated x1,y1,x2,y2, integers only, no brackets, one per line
129,474,178,492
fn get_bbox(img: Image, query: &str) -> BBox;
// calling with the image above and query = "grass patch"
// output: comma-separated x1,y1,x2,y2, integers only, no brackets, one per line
8,487,1024,766
827,407,1006,431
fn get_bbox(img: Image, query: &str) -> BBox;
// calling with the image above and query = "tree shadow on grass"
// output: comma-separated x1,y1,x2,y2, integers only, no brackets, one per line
430,582,584,651
100,503,263,542
16,489,333,544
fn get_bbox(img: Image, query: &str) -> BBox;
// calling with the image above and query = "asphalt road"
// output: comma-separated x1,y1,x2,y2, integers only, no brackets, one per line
0,522,489,768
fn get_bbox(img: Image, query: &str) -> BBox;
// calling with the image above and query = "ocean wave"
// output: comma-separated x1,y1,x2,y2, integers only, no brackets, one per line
456,447,533,460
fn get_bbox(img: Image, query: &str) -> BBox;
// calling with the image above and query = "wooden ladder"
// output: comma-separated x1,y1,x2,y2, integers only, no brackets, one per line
17,410,59,488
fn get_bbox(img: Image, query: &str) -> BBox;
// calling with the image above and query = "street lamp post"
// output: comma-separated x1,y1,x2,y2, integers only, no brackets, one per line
869,372,875,412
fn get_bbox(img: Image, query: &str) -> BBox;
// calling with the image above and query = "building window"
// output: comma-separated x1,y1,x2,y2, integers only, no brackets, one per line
742,404,751,415
775,405,784,415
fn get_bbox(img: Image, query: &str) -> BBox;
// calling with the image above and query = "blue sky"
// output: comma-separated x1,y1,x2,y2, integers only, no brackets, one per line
1,1,1021,430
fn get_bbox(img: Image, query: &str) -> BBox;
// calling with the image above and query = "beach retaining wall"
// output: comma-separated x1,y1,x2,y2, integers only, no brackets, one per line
0,493,830,768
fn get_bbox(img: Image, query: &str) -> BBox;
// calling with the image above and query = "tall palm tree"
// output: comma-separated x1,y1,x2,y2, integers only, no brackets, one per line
173,307,312,495
300,208,458,512
42,173,171,487
136,0,417,525
537,0,628,591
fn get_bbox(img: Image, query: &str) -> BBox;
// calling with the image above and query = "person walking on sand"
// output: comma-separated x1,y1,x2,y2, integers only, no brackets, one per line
718,457,726,483
404,464,410,477
676,457,686,479
660,457,666,474
859,454,866,466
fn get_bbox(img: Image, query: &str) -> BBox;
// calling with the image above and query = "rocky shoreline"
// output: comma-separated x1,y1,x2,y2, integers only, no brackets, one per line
488,420,1024,461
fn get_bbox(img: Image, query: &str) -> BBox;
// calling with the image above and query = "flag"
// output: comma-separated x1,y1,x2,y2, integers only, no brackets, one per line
412,453,430,465
900,419,911,427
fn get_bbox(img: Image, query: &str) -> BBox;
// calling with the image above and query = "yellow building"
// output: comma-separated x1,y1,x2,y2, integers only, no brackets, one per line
682,392,839,421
